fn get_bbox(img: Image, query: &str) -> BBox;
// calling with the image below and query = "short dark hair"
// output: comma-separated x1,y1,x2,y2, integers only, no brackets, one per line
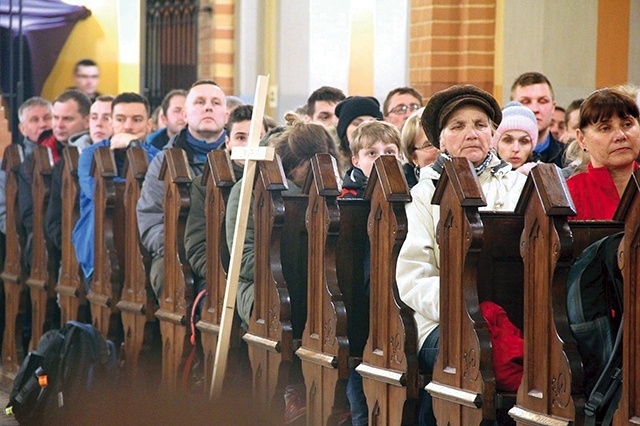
54,89,92,117
226,104,269,134
95,95,115,104
161,89,187,116
74,58,98,74
306,86,345,118
383,87,423,116
565,98,584,126
578,88,639,130
510,72,555,100
555,105,566,113
112,92,150,117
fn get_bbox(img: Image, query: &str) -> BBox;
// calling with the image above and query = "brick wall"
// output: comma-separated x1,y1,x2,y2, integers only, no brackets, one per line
409,0,496,98
198,0,235,95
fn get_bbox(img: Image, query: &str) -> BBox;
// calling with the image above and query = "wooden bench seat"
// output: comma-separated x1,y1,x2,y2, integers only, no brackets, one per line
154,148,195,391
427,157,524,425
357,155,418,425
1,144,29,379
613,168,640,425
56,146,88,324
509,163,624,425
296,153,370,423
116,146,157,379
243,155,308,421
195,150,238,392
26,145,60,349
89,147,125,345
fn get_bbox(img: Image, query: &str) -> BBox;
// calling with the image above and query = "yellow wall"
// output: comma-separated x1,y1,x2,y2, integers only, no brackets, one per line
41,0,120,101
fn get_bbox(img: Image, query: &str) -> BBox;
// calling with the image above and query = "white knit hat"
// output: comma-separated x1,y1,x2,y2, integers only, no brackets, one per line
491,101,538,149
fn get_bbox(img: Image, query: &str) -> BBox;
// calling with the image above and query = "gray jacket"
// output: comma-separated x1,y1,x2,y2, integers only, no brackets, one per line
137,127,212,258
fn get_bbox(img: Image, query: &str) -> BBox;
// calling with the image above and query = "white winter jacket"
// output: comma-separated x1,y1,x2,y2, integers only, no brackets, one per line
396,154,527,349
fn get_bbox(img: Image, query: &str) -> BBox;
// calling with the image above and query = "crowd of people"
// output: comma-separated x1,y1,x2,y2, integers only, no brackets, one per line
2,57,640,425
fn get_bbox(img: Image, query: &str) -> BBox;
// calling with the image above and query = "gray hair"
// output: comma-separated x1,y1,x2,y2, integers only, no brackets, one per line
18,97,52,123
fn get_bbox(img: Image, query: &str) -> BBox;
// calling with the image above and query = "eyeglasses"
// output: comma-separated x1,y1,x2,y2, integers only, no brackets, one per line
76,74,99,79
412,141,433,152
389,103,421,115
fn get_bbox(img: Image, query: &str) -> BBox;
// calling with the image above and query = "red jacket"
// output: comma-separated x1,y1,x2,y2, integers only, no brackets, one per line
567,162,639,220
480,301,524,392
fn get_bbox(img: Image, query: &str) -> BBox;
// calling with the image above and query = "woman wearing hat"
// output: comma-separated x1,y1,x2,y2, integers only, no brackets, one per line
492,101,539,174
395,84,527,425
567,87,640,220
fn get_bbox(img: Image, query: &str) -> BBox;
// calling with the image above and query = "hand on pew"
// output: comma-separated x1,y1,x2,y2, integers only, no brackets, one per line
109,133,144,150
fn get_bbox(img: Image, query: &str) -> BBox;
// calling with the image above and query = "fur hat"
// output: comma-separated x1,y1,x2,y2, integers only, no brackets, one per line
421,84,502,149
335,96,383,142
491,101,539,149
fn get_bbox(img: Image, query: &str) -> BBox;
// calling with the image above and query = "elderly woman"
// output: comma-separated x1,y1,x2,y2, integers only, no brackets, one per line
492,101,539,174
395,85,527,425
567,88,640,220
401,107,439,187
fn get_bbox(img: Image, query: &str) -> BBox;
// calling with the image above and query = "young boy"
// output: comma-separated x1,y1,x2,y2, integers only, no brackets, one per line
340,120,402,198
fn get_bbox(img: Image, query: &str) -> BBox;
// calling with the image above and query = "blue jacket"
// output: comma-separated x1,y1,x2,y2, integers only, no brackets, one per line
72,139,159,281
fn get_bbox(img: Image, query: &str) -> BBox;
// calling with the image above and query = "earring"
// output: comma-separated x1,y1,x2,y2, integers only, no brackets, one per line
583,148,588,152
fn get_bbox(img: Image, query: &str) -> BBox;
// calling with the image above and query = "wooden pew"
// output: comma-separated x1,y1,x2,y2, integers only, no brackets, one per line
89,147,125,345
1,144,29,378
242,155,308,420
508,164,624,425
195,150,237,392
116,146,157,378
296,153,349,423
25,145,60,349
613,168,640,425
427,158,525,425
56,146,88,324
154,148,195,391
356,155,419,425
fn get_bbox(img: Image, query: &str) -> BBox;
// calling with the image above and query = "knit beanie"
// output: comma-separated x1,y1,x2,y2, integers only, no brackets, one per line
491,101,539,149
421,84,501,149
335,96,383,142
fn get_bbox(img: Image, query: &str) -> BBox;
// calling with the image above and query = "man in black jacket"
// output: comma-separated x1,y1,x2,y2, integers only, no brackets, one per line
511,72,565,168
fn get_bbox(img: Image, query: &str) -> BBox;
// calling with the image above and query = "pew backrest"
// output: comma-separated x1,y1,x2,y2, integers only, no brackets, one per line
612,168,640,425
357,155,418,425
57,146,88,323
89,146,126,343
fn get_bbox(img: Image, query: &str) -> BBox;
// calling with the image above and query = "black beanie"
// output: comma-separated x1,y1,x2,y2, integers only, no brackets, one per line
335,96,383,142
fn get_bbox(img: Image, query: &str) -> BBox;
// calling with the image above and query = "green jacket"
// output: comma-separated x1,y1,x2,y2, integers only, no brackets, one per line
225,177,301,328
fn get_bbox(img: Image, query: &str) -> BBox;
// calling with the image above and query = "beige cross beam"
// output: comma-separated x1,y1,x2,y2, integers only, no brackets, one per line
210,75,273,399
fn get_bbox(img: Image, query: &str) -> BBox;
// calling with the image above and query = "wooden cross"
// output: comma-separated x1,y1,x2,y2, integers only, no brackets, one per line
210,75,274,399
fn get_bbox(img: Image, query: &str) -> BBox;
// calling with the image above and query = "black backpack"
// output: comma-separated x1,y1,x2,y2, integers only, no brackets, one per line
566,232,624,425
6,321,117,425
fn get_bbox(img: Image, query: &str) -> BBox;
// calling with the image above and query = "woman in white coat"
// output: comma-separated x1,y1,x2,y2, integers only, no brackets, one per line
395,84,527,425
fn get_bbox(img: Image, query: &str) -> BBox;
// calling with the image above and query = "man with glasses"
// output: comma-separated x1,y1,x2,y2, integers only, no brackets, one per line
73,59,101,102
383,86,423,131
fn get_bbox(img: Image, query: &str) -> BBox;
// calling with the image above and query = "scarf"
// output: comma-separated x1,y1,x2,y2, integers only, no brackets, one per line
186,131,226,162
432,151,502,177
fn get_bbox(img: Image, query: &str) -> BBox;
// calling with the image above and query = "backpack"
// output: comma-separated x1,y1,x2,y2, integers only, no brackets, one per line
566,232,624,425
6,321,117,425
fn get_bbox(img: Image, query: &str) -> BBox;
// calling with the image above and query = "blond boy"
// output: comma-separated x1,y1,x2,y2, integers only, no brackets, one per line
340,120,402,198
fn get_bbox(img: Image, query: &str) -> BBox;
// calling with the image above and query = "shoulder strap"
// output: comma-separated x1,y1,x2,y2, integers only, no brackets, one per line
583,315,624,426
